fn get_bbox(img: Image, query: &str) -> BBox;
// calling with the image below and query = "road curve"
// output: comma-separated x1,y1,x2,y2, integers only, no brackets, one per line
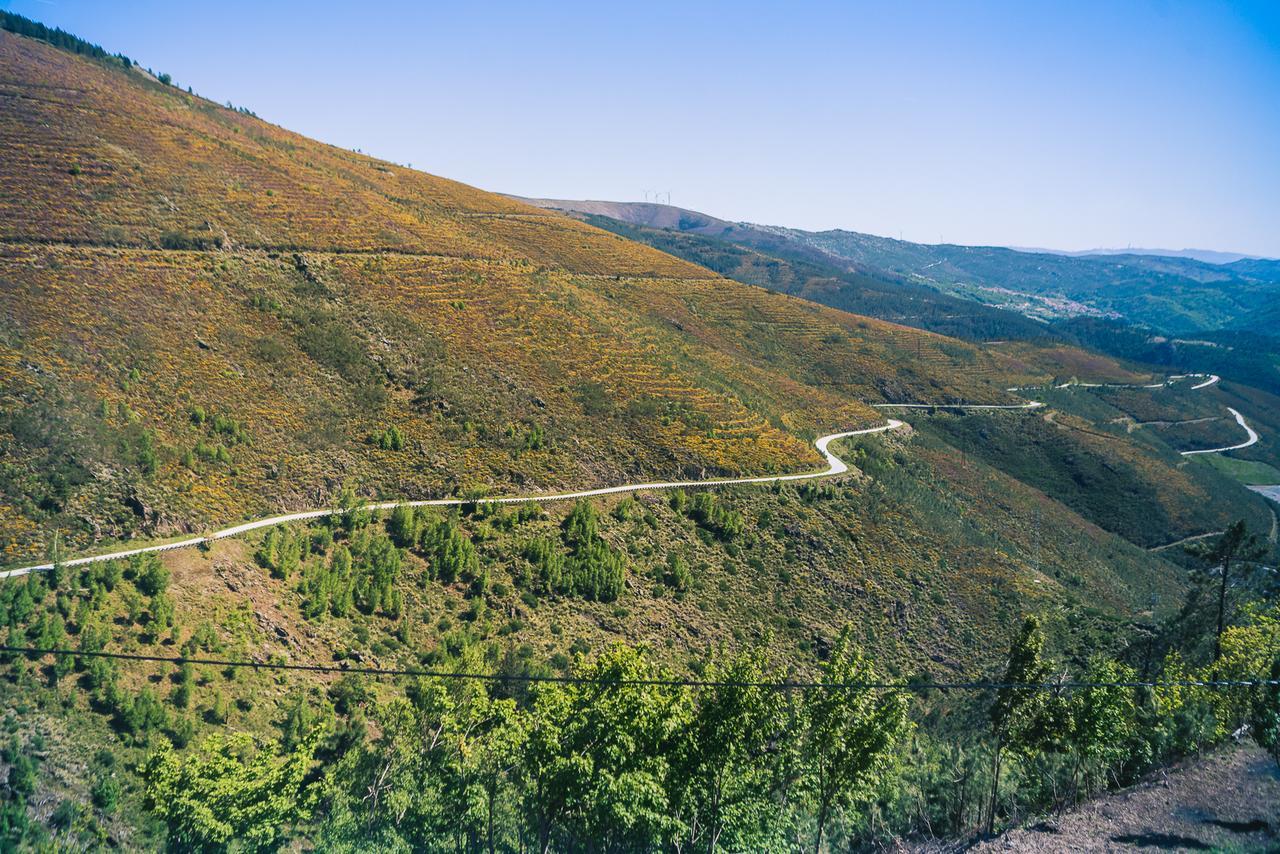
1180,407,1259,456
0,373,1255,580
1005,373,1219,393
873,401,1044,411
1,418,909,580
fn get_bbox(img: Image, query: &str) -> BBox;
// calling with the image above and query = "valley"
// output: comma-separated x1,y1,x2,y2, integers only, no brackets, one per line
0,10,1277,853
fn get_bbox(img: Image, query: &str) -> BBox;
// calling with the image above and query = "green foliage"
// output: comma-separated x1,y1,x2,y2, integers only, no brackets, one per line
524,501,627,602
517,644,686,851
1184,520,1268,661
132,553,169,597
323,680,517,850
144,730,320,852
120,686,169,744
418,516,478,584
987,615,1053,833
299,545,356,619
1,11,130,64
799,627,911,851
255,527,302,579
370,425,404,451
1253,654,1280,767
671,645,790,851
349,528,403,616
388,504,420,548
663,553,692,592
683,491,745,540
333,485,371,533
1063,656,1139,797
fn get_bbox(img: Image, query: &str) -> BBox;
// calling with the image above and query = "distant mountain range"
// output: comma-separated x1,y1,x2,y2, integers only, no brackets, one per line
1012,247,1269,265
517,197,1280,337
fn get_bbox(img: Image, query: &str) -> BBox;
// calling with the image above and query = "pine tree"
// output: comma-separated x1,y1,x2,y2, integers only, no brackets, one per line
1185,521,1267,661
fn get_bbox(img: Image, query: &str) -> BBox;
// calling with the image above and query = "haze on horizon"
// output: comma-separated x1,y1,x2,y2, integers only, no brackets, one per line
6,0,1278,257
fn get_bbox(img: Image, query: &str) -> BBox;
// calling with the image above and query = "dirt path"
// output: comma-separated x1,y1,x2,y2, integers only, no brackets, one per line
970,743,1280,853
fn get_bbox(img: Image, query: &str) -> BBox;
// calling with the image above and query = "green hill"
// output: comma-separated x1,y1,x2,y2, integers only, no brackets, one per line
1,17,1276,851
520,198,1280,336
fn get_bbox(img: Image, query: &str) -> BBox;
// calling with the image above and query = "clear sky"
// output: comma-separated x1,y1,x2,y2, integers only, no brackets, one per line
6,0,1279,256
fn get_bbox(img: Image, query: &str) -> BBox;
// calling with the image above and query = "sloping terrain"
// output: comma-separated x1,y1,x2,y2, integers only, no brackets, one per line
519,198,1280,335
1,25,1269,654
968,744,1280,853
3,21,1279,850
0,30,1038,566
570,210,1056,342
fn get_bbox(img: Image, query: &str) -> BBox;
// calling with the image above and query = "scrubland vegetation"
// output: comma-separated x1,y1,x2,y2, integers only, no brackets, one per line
1,17,1278,851
2,506,1276,850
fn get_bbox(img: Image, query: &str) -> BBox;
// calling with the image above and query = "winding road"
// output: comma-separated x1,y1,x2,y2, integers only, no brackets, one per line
0,370,1261,580
1179,407,1259,456
2,419,911,579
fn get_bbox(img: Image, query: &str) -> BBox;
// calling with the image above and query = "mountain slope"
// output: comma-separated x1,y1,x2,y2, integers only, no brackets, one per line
562,209,1059,343
520,198,1280,335
3,22,1277,848
0,30,1033,566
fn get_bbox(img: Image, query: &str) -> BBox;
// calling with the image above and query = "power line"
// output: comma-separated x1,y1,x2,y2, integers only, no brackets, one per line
4,646,1277,692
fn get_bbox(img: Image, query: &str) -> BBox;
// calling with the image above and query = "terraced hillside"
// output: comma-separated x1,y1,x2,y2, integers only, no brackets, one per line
519,198,1280,337
3,21,1279,850
0,30,1032,566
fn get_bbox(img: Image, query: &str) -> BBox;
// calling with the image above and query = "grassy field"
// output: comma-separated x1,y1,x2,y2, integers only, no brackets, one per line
1195,454,1280,486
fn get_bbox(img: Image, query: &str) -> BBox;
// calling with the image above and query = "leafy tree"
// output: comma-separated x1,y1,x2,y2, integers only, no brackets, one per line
46,532,64,590
1065,657,1137,799
798,627,910,853
987,616,1052,834
664,553,692,592
524,537,567,594
1253,653,1280,767
554,501,626,602
91,774,120,814
674,645,789,851
133,553,169,597
333,485,371,533
388,504,420,548
517,644,687,852
350,529,403,615
1185,521,1267,661
322,677,519,851
171,662,194,710
685,492,745,540
121,687,169,744
419,517,478,584
144,730,321,852
561,500,599,549
5,742,36,799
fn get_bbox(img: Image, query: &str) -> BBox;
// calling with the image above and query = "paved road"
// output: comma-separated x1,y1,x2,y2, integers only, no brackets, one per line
0,369,1257,579
1179,407,1259,456
3,418,912,579
872,401,1044,411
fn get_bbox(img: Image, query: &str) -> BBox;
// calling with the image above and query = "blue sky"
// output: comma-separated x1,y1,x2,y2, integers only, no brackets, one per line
6,0,1279,255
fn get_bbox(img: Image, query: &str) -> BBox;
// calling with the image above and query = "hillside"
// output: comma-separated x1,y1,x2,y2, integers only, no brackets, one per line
520,198,1280,335
2,17,1274,707
1,29,1052,567
562,209,1059,343
2,20,1278,851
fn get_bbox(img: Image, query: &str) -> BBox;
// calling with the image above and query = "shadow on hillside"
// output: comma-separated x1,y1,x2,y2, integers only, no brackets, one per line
1110,832,1211,850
